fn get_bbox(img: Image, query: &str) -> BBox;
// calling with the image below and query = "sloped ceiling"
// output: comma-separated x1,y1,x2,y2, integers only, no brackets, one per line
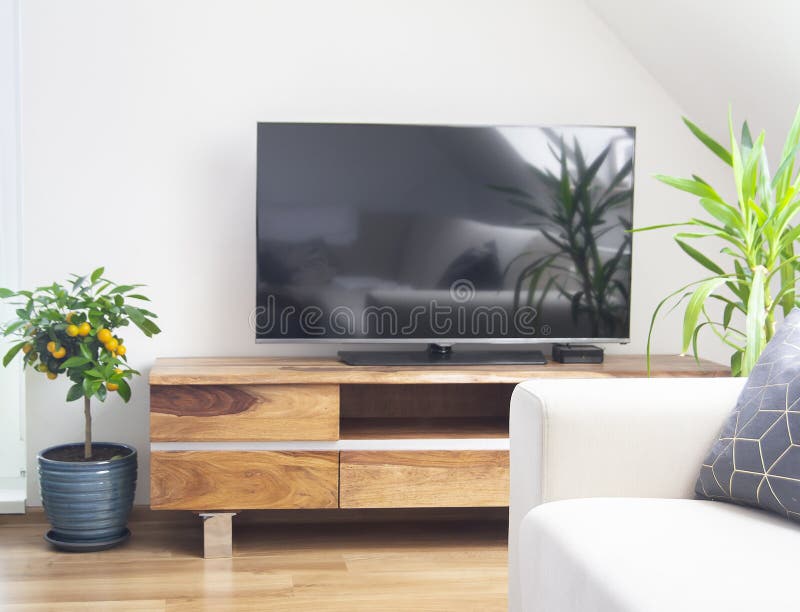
584,0,800,161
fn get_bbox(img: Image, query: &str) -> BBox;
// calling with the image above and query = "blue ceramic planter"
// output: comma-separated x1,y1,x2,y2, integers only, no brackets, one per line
38,442,137,550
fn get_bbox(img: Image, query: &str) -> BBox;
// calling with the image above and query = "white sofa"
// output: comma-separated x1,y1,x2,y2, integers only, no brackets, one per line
509,377,800,612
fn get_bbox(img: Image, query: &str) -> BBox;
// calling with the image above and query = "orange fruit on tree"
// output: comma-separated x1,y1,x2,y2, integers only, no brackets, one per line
114,368,123,374
46,341,57,354
52,347,67,359
22,343,33,354
37,364,49,372
65,312,74,323
97,328,112,343
104,338,119,352
66,324,79,337
46,372,57,380
77,322,91,336
116,345,127,356
106,382,119,391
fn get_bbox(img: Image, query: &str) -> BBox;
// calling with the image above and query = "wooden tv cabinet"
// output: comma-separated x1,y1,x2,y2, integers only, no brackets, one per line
148,355,727,557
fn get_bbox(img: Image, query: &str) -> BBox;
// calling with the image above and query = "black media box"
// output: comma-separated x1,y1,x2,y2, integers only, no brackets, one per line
551,344,604,364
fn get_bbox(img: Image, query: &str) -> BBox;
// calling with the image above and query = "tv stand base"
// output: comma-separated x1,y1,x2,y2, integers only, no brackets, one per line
338,344,547,366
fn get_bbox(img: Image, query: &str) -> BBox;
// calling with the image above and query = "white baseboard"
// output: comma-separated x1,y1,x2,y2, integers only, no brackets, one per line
0,477,26,514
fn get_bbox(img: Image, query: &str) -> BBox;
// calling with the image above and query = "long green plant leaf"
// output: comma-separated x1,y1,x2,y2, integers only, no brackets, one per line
682,277,728,353
674,238,725,274
654,175,723,201
742,266,767,376
683,117,732,166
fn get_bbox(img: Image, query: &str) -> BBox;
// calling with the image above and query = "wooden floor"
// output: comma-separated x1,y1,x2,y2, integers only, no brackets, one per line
0,510,508,611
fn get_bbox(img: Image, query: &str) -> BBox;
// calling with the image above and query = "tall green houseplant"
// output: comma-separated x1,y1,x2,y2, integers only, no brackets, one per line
638,107,800,376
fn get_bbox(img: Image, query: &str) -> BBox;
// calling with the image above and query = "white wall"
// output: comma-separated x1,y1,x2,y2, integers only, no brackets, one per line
586,0,800,163
0,0,25,491
18,0,729,504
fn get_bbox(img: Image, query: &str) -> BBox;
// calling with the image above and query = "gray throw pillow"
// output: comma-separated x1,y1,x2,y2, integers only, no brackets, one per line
696,308,800,521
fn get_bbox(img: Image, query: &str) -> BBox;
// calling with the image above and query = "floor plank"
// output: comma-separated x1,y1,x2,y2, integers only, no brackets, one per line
0,512,508,611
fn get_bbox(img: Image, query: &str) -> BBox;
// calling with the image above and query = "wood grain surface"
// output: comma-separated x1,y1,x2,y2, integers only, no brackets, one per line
149,355,729,385
150,384,339,441
150,451,339,510
340,451,509,508
0,512,507,610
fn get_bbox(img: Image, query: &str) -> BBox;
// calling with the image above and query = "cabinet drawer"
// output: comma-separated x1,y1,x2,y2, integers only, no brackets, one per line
150,451,339,510
150,384,339,441
339,451,509,508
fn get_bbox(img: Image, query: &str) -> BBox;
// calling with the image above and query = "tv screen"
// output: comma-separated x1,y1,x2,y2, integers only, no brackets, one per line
256,123,635,343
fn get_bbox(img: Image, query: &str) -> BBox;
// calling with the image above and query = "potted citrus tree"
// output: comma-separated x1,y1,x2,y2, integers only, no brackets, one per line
0,267,160,551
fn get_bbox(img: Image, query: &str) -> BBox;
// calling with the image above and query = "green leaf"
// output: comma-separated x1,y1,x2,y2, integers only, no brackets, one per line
729,109,746,216
730,351,743,377
674,239,725,275
95,383,107,402
654,175,723,201
741,120,753,150
770,143,800,192
746,197,767,225
66,383,84,402
2,341,27,367
79,342,93,360
723,302,735,329
780,242,796,316
682,117,732,166
109,284,142,295
698,197,743,230
71,274,87,291
776,105,800,197
61,356,90,368
124,305,146,324
682,277,728,353
90,267,105,283
125,294,150,301
691,320,716,362
628,222,689,233
3,320,26,336
0,287,15,299
117,378,131,402
139,318,161,336
646,277,723,374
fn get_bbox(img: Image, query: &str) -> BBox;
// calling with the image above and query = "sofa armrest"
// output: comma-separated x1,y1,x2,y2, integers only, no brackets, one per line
508,376,744,612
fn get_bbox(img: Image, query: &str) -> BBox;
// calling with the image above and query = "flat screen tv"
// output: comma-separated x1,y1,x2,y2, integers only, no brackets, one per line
256,123,635,362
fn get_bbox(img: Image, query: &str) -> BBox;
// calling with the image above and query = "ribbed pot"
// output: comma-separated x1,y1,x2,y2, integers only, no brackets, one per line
38,442,137,546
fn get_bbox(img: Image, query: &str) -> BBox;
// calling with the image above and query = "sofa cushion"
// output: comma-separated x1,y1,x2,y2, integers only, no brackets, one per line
519,497,800,612
696,308,800,520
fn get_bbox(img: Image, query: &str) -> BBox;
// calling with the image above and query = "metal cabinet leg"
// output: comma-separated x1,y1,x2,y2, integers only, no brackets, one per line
199,512,236,559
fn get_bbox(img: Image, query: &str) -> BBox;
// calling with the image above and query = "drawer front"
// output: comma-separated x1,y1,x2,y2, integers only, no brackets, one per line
150,451,339,510
339,451,509,508
150,384,339,441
